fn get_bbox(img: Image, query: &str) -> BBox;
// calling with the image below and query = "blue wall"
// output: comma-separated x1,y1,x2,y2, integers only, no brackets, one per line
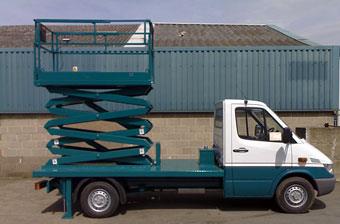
0,46,339,113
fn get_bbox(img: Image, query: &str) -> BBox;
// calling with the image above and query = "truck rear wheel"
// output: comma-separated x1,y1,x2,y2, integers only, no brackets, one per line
275,177,315,213
80,181,119,218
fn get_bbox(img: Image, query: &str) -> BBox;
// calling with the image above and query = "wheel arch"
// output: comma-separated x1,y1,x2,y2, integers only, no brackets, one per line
270,170,318,197
73,178,127,205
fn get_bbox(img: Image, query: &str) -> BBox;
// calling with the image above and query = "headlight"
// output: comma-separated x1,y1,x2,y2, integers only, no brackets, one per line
324,164,334,174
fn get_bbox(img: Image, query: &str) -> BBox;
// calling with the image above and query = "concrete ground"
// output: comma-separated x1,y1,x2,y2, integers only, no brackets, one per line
0,178,339,224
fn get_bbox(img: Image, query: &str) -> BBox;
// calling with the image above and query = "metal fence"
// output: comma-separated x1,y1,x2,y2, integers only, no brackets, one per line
0,46,339,113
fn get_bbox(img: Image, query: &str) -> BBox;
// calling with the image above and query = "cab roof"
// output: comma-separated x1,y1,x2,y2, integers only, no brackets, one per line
219,99,267,107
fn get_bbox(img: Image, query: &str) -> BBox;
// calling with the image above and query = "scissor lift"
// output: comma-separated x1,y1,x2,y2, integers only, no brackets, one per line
32,19,223,219
32,19,161,218
33,19,158,166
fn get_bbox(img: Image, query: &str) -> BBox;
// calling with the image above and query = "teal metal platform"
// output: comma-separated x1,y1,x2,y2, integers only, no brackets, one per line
36,71,152,87
32,159,224,178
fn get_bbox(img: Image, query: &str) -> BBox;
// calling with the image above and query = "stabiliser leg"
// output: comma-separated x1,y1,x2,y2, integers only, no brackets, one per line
43,86,155,166
62,178,73,219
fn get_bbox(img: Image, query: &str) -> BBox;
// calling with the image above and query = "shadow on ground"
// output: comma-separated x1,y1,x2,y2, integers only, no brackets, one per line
41,190,326,217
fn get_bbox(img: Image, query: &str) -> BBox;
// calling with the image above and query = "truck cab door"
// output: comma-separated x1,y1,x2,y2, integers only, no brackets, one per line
230,105,292,197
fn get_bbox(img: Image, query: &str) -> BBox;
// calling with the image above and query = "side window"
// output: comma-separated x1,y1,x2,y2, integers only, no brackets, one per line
264,111,283,135
214,108,223,128
213,108,223,149
235,107,284,142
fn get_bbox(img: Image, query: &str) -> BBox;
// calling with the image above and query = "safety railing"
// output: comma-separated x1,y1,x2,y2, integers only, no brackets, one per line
33,19,154,87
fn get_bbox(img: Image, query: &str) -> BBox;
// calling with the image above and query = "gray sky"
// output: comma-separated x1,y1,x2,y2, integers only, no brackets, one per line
0,0,339,45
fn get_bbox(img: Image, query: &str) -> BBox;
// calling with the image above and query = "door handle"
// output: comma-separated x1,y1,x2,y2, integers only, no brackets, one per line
233,148,249,153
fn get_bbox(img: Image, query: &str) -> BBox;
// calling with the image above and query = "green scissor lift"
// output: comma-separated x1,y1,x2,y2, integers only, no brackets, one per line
32,19,223,219
33,19,157,165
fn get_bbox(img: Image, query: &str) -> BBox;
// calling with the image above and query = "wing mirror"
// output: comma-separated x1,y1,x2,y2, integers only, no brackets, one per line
282,127,293,143
254,124,263,138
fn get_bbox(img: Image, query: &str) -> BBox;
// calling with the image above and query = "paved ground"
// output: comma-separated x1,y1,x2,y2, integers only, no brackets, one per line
0,178,339,224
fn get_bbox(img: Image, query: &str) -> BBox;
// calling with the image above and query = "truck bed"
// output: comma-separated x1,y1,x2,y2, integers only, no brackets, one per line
32,159,224,178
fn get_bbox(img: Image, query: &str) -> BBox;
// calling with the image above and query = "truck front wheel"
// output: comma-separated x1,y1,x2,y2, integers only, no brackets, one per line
80,181,119,218
275,177,315,213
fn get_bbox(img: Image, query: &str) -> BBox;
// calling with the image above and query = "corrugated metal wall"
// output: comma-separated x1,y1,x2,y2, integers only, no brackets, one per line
0,49,50,113
0,46,339,113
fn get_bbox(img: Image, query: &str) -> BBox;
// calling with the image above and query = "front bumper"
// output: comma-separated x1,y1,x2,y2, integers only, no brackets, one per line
315,177,336,196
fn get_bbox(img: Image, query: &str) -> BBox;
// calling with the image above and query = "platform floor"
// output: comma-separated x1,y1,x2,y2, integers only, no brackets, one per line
33,159,224,178
35,71,153,87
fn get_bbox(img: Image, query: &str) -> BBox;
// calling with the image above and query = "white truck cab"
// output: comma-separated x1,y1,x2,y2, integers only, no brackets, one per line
214,99,335,213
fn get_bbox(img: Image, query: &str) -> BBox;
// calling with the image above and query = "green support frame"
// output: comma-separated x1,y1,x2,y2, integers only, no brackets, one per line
44,86,155,166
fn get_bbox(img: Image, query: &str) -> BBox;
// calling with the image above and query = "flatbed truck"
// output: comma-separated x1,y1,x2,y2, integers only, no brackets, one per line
32,19,335,219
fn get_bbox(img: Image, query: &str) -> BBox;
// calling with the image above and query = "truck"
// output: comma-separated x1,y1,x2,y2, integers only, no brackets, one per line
32,19,336,219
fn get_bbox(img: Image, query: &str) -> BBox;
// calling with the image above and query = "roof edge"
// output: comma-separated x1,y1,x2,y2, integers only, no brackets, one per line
154,22,267,26
268,25,319,46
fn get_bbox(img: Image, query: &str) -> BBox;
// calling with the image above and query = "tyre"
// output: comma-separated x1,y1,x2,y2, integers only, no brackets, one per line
80,181,119,218
275,177,315,213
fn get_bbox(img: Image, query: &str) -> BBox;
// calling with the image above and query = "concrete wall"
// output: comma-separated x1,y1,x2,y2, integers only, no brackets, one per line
306,127,340,177
0,112,336,177
0,115,52,177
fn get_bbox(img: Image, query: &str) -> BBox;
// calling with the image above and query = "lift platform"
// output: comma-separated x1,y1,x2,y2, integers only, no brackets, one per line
34,19,154,87
33,19,158,169
32,19,223,219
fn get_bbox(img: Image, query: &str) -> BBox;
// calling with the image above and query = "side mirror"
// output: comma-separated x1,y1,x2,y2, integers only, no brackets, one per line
254,124,263,137
282,127,293,143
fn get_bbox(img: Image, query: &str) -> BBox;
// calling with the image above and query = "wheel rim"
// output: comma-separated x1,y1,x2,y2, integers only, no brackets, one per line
284,184,308,208
88,188,111,213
